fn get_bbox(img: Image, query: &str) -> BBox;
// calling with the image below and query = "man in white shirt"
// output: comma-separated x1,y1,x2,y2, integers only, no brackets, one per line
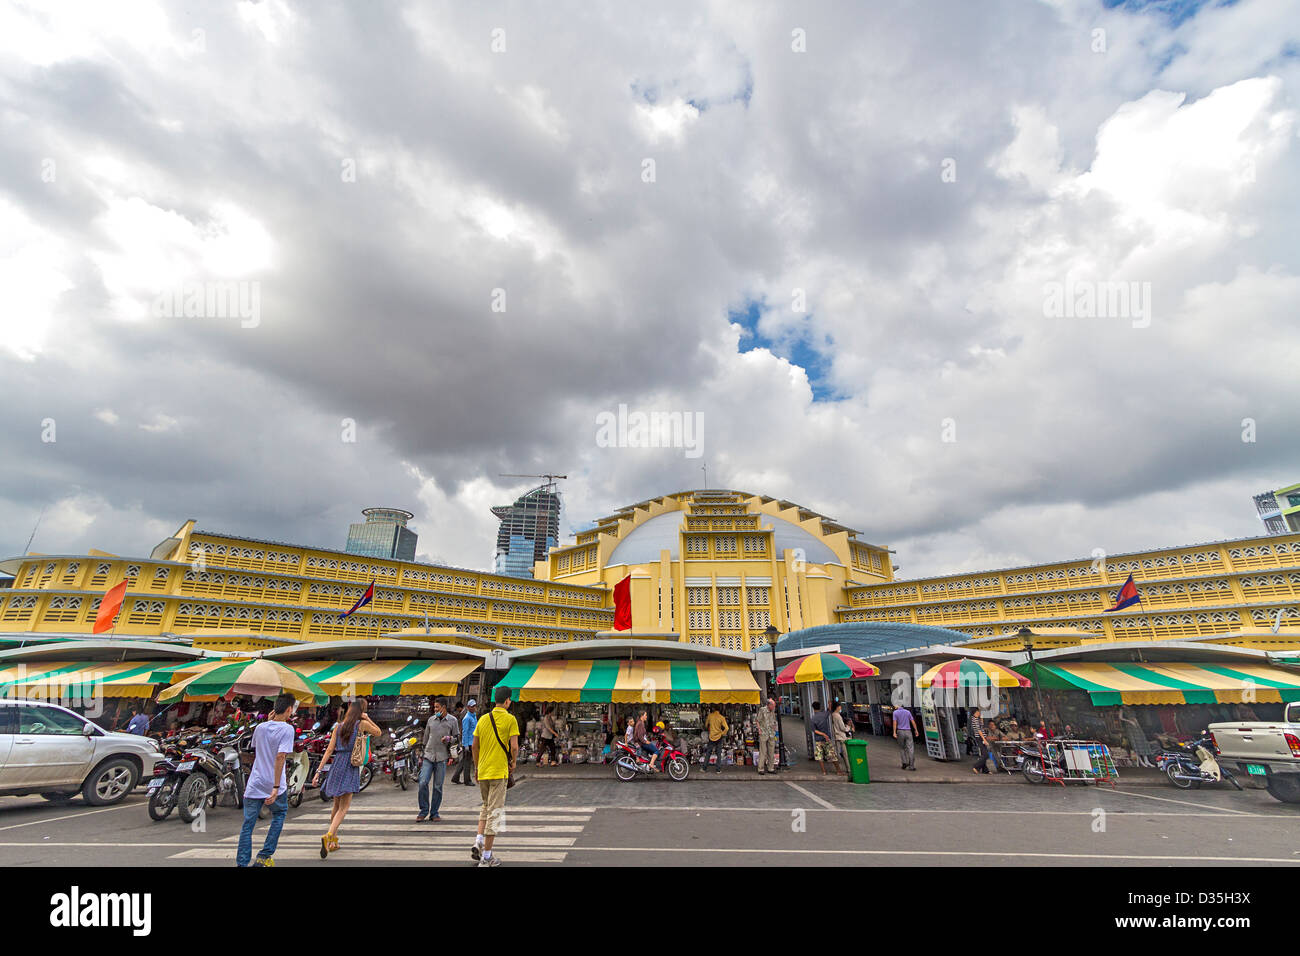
237,693,297,867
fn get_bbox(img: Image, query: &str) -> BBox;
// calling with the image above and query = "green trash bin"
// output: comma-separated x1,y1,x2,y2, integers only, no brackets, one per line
845,739,870,784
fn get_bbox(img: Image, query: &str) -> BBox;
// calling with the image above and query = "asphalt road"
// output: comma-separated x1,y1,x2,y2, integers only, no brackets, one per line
1,773,1297,867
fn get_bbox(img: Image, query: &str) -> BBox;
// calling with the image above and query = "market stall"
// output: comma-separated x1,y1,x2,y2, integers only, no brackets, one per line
917,657,1031,762
1001,644,1300,765
495,640,763,768
257,639,487,726
776,651,880,762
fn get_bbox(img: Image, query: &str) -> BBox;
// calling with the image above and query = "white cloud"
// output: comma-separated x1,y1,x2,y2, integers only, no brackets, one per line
0,0,1296,581
138,414,179,433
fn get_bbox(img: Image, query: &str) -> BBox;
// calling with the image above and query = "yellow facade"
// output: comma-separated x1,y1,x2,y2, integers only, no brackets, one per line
839,533,1300,650
535,490,893,651
2,491,1298,655
0,521,612,647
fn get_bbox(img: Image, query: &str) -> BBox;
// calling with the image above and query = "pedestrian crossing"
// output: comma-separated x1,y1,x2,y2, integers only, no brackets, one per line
167,804,595,865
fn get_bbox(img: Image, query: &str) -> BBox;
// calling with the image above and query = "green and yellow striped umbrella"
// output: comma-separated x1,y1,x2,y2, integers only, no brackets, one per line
918,658,1031,689
158,658,328,704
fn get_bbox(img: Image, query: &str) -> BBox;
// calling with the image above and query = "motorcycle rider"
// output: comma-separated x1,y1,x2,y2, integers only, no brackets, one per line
633,710,660,772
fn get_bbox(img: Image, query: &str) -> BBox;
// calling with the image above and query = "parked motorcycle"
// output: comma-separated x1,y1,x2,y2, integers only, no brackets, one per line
1017,741,1067,784
391,721,422,791
175,728,253,824
613,740,690,782
1155,733,1244,791
147,729,229,822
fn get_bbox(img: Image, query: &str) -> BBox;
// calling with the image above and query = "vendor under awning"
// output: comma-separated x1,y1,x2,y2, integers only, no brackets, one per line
289,658,481,697
497,658,761,704
1015,660,1300,706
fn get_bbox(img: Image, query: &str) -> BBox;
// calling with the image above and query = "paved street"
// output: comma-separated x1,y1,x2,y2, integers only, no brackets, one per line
1,772,1297,867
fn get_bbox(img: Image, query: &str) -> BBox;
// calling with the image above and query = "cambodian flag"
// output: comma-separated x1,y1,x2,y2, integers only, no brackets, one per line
340,580,375,619
1105,573,1140,612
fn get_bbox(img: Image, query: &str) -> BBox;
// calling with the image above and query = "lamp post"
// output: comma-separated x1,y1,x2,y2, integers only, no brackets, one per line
764,625,787,772
1018,627,1046,723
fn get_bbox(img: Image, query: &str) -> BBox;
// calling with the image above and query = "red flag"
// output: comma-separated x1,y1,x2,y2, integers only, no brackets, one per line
92,579,130,634
613,575,632,631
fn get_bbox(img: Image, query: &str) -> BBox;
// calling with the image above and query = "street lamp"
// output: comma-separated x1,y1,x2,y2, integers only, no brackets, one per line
1018,627,1046,723
764,624,787,772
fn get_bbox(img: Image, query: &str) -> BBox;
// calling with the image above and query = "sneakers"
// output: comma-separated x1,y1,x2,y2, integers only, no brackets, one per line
252,856,275,867
478,854,501,867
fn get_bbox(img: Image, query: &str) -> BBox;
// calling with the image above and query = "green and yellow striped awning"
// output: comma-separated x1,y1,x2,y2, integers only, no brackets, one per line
289,659,481,697
0,661,176,699
1018,661,1300,706
496,659,761,705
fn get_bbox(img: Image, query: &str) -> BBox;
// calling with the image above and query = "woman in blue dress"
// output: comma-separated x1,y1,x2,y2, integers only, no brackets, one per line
312,698,380,858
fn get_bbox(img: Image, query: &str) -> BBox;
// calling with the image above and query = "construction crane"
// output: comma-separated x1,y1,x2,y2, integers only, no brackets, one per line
499,473,567,492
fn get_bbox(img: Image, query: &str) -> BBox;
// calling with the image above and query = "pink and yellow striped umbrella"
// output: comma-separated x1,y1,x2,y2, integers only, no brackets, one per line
777,652,880,684
917,658,1030,689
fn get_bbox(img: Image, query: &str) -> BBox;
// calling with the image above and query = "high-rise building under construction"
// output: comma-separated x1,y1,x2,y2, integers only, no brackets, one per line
492,486,561,578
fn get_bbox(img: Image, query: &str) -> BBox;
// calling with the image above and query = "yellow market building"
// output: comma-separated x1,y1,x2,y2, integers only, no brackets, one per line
1,489,1298,657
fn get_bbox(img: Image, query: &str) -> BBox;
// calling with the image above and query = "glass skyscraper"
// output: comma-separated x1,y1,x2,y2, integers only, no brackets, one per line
346,507,418,561
491,487,561,578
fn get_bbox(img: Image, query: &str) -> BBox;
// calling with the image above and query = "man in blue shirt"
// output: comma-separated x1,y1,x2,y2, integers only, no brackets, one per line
126,707,151,735
893,703,918,771
451,698,478,786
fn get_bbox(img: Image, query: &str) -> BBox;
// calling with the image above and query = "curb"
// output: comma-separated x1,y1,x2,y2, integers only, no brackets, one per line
514,769,1174,788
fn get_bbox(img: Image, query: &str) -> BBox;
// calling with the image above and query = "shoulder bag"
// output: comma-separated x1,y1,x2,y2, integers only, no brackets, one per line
487,710,516,789
349,722,370,768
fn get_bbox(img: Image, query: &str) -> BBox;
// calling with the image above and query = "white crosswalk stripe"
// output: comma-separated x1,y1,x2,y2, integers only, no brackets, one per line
167,803,592,866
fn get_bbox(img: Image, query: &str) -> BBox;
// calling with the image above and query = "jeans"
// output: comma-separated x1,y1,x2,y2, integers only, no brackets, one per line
237,790,288,866
418,757,447,816
450,750,474,785
703,738,725,771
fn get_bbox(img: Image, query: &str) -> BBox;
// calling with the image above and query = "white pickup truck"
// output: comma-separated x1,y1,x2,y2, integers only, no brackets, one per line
1209,702,1300,804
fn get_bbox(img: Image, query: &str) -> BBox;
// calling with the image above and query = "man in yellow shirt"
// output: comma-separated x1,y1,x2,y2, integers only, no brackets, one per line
703,706,729,774
471,686,519,867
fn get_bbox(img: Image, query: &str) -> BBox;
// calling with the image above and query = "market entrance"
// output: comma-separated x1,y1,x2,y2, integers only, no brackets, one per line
494,646,763,769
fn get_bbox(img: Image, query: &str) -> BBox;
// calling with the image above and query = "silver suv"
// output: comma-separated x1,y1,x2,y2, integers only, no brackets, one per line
0,699,161,805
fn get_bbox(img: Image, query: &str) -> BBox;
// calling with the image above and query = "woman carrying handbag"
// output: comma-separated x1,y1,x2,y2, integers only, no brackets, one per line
312,698,381,858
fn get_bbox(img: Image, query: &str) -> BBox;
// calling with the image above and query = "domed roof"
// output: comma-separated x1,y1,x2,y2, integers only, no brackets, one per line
607,511,842,567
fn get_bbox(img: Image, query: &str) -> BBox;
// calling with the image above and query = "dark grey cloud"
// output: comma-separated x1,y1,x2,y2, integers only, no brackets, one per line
0,0,1297,575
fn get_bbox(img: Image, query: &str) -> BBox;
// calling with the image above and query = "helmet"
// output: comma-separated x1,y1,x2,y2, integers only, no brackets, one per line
654,721,665,732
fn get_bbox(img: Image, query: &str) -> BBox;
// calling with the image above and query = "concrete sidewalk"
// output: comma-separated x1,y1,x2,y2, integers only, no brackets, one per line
519,737,1173,787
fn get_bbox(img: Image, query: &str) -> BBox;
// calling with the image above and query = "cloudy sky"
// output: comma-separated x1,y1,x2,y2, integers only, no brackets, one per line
2,0,1297,580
